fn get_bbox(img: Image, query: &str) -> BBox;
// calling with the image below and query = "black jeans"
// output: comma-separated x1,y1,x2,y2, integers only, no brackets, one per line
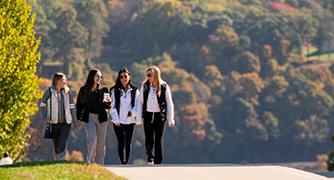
143,112,166,164
113,123,135,164
51,122,71,160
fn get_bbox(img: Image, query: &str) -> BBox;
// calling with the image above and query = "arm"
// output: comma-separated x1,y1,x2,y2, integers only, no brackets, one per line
132,89,141,125
68,90,77,122
109,89,120,124
76,87,84,121
136,85,144,125
39,88,50,120
102,87,112,109
165,84,175,127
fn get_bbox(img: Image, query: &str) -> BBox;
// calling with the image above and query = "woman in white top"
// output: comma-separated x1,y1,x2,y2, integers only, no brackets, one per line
39,73,76,161
110,68,140,164
0,152,13,166
137,65,175,165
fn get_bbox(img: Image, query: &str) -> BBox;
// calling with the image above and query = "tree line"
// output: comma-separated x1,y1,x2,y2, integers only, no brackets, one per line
4,0,334,163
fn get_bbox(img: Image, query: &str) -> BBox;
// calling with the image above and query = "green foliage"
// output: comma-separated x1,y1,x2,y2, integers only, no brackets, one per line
30,0,109,80
0,0,41,161
231,51,260,73
28,0,334,163
74,0,109,64
295,115,330,144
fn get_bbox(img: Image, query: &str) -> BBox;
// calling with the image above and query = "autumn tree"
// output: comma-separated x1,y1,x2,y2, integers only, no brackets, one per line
0,0,41,161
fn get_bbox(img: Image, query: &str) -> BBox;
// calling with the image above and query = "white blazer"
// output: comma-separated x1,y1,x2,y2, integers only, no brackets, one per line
109,86,140,125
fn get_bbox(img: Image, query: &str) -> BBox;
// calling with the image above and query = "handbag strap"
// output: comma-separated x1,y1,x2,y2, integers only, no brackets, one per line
49,87,52,131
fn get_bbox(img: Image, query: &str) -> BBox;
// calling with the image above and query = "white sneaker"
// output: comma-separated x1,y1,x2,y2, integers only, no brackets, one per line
148,161,154,165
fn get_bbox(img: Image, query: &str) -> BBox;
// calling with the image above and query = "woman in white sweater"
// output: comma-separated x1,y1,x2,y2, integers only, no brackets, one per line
137,65,175,165
39,72,76,160
110,68,140,164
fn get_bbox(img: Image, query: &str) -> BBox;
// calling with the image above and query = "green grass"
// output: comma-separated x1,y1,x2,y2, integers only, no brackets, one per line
0,161,126,180
304,46,334,62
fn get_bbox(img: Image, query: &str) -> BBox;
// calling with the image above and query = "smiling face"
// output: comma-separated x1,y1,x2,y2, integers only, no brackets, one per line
56,76,67,89
94,71,102,85
120,72,130,88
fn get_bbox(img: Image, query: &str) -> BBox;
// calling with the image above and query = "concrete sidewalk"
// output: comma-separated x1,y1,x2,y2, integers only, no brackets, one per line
105,164,329,180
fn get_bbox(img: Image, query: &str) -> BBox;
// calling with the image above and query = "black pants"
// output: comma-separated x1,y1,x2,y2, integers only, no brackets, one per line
113,123,135,164
143,112,166,164
51,122,71,157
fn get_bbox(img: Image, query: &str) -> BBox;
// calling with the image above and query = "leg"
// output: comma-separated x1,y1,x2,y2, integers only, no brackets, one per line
56,123,71,160
114,124,126,164
124,124,135,164
95,120,108,165
85,115,97,164
154,115,166,164
143,112,155,163
51,124,61,160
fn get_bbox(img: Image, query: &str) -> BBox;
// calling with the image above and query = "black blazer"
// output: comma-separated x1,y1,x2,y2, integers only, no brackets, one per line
76,86,111,123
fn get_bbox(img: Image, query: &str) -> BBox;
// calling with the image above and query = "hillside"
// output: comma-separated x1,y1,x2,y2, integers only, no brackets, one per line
26,0,334,164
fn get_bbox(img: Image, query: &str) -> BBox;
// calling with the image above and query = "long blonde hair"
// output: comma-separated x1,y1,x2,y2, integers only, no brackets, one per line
146,65,163,97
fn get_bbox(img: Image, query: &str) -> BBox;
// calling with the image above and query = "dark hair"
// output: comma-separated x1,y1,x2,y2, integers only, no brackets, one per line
78,69,102,104
3,152,9,158
52,72,66,87
111,68,136,114
114,68,131,90
84,69,101,90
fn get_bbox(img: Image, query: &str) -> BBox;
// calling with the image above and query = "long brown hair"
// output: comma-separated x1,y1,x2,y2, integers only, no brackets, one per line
52,72,70,93
52,72,66,87
84,69,101,90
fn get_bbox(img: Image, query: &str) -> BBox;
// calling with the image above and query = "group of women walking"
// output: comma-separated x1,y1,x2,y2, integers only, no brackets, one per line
39,66,175,165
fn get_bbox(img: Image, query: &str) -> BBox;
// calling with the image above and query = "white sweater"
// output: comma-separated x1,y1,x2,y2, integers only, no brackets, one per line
0,157,13,165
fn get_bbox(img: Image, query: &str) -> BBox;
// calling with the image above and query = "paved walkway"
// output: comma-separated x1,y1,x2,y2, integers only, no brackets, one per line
105,164,329,180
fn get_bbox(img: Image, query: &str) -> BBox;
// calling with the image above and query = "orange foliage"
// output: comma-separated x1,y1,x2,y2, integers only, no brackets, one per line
192,129,206,141
264,44,272,57
200,45,210,55
181,104,209,141
205,2,224,11
266,1,295,13
69,150,84,161
40,78,52,90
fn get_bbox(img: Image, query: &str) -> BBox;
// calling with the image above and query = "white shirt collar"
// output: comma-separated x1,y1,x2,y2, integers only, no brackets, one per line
119,85,133,92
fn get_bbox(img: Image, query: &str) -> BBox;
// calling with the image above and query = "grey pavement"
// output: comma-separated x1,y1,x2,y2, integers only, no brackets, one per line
105,164,330,180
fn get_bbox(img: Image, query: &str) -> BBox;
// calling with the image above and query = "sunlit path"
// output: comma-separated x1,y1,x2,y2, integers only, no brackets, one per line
105,164,328,180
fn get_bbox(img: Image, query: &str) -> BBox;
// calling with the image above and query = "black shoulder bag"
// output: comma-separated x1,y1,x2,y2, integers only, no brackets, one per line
44,88,53,139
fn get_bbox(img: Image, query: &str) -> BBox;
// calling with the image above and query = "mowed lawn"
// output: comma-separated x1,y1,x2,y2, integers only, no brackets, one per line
0,161,126,180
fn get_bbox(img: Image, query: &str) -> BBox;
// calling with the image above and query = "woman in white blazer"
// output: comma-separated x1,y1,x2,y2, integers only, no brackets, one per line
110,68,140,164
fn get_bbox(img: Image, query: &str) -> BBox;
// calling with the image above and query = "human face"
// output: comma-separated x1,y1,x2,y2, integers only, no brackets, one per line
120,72,130,88
57,76,67,89
94,71,102,85
146,70,155,84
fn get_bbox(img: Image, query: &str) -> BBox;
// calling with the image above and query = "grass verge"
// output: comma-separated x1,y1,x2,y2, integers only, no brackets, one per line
0,161,126,180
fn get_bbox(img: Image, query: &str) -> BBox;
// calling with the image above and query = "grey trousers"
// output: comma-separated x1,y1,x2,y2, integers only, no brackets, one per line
84,113,108,164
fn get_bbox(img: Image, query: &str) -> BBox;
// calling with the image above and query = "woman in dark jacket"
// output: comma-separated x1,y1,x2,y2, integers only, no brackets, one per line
76,69,111,164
